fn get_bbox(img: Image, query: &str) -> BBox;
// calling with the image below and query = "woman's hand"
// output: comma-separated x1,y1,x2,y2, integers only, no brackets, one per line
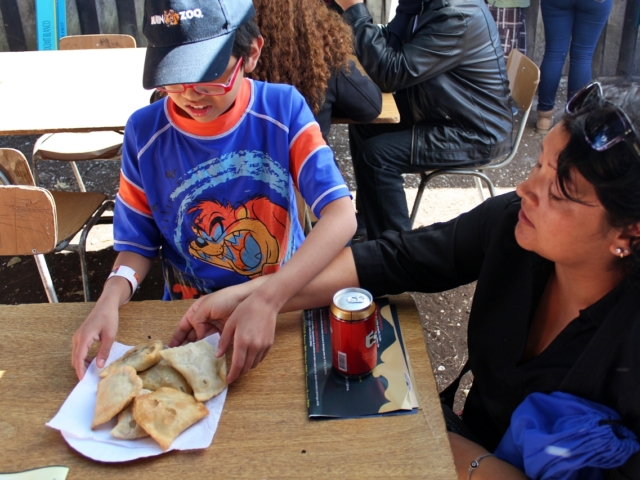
170,278,276,384
71,298,120,380
170,282,257,347
217,290,278,384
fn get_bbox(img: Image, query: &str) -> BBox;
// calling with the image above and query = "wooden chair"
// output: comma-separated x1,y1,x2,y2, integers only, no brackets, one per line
409,49,540,227
0,148,113,302
31,34,136,192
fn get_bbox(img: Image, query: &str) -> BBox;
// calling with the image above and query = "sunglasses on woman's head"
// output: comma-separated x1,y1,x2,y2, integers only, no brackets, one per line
565,82,640,160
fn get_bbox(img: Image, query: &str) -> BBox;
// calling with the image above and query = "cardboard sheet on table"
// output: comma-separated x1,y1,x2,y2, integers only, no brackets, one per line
304,298,419,418
46,334,227,463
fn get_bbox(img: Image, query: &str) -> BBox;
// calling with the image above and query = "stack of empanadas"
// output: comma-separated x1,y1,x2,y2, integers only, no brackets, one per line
92,338,227,450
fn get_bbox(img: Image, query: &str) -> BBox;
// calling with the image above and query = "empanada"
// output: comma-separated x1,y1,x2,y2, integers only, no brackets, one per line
138,359,193,394
92,365,143,429
160,340,227,402
110,389,152,439
132,387,209,450
100,339,163,378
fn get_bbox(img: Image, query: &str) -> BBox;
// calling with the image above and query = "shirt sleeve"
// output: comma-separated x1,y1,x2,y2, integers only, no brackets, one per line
112,116,162,258
351,192,520,296
331,61,382,123
287,91,351,218
343,3,468,92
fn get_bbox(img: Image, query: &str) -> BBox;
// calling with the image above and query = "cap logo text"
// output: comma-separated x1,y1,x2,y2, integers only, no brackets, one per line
150,8,204,26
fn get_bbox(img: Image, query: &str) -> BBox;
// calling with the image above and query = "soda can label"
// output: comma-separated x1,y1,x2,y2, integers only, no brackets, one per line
330,288,378,376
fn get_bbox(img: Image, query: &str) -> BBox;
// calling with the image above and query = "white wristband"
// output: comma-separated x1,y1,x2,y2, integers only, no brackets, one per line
107,265,139,302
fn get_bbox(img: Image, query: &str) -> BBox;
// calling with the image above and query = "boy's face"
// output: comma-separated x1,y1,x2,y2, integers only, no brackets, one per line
166,36,264,123
167,55,244,123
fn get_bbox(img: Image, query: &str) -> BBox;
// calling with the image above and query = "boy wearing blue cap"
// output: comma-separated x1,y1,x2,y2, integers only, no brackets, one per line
72,0,356,383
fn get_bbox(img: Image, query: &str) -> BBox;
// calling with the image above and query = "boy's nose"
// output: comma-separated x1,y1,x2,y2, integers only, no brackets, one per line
182,87,205,100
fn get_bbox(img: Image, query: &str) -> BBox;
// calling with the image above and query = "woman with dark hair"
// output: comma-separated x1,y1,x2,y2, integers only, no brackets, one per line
171,84,640,477
249,0,382,142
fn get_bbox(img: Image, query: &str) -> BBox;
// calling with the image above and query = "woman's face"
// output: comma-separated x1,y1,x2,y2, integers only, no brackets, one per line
515,124,620,268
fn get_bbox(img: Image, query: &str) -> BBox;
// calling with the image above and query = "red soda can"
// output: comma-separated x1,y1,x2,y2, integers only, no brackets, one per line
330,287,378,376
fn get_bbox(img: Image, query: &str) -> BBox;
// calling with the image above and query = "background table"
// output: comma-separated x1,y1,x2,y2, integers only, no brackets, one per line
0,48,150,136
0,294,455,478
0,49,399,137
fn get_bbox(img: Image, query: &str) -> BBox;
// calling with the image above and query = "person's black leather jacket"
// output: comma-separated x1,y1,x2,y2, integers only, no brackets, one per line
343,0,513,166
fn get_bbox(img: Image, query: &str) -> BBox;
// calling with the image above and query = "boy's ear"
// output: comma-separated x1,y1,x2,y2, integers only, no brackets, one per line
243,35,264,74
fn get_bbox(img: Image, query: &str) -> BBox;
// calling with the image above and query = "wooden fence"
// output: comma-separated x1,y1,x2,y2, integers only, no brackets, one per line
1,0,639,79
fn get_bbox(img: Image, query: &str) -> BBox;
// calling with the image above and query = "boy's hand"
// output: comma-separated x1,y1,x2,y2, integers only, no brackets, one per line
71,305,119,380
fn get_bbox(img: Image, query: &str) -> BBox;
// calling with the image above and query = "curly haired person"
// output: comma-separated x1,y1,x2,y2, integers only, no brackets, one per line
249,0,382,142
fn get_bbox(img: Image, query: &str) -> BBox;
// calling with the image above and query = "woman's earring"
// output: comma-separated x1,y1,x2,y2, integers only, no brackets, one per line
615,247,625,259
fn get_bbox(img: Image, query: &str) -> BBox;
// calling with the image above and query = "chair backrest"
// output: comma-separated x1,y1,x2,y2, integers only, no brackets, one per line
0,148,35,186
0,148,58,255
484,50,540,171
0,185,58,255
59,34,136,50
506,49,540,112
0,148,57,255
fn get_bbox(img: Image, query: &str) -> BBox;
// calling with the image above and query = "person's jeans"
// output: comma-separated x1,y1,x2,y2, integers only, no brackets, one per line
537,0,612,112
349,122,427,240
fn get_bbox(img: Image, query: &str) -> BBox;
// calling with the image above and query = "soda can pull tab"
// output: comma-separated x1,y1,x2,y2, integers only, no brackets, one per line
347,295,365,303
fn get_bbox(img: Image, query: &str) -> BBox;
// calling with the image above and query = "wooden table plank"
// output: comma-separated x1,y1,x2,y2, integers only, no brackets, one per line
0,294,455,478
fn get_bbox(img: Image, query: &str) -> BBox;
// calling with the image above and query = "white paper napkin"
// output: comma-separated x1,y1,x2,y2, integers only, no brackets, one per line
46,335,227,462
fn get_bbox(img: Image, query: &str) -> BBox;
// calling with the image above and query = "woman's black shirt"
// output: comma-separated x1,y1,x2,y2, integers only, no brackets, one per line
351,192,640,465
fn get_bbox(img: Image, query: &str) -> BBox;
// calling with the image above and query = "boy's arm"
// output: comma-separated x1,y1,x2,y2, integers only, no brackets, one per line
216,195,356,383
71,251,154,379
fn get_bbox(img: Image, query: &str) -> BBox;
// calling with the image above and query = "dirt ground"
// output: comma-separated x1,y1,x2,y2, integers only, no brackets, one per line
0,81,571,408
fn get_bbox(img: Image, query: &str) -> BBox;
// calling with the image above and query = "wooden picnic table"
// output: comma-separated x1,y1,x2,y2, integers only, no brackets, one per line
0,294,455,478
0,49,399,137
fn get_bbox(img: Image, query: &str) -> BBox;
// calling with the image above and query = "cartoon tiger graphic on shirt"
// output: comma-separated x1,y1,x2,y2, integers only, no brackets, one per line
187,196,288,278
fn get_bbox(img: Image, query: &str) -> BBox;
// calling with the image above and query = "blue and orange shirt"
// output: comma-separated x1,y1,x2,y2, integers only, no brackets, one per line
114,79,350,300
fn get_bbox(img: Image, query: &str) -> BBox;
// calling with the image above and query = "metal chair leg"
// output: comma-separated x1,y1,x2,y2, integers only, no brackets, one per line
410,169,497,229
77,200,114,301
474,176,487,201
409,173,429,228
32,156,41,187
70,161,87,192
34,253,59,303
303,207,313,236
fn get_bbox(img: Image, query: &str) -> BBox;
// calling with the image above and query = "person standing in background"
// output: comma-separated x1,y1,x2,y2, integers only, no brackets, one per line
535,0,613,135
485,0,529,59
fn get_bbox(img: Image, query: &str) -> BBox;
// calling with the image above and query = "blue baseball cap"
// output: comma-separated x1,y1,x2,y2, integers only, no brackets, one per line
142,0,255,89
